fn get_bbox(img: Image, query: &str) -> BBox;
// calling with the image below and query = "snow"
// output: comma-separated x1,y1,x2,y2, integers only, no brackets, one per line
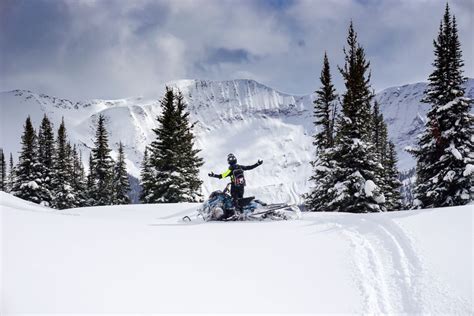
449,143,463,160
1,192,472,314
375,193,386,204
464,164,474,177
437,99,457,112
460,192,470,200
364,179,376,197
443,170,456,182
20,181,39,190
315,165,331,172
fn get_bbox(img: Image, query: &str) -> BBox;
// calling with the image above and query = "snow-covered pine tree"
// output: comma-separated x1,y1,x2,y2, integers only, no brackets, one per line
90,114,114,206
148,87,204,203
371,101,394,208
139,147,154,203
400,167,416,208
371,101,387,159
384,141,402,211
409,4,473,207
37,114,55,206
174,91,204,202
379,120,388,166
112,142,130,205
51,119,76,209
0,148,5,191
329,22,385,213
306,52,339,211
7,153,15,192
71,145,87,207
148,87,180,202
314,52,337,149
11,116,47,204
86,152,96,206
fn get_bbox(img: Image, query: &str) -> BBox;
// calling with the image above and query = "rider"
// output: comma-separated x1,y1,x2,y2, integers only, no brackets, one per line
208,153,263,206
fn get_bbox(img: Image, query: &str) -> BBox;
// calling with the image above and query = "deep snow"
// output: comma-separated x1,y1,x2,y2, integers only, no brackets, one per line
1,192,472,314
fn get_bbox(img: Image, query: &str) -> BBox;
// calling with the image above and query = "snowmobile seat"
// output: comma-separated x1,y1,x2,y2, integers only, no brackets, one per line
237,197,255,208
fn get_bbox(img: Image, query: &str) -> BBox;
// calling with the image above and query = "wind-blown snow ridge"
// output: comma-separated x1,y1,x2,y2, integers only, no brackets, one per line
1,78,473,203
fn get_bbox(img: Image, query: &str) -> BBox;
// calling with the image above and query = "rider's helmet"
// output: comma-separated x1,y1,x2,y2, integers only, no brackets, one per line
227,153,237,165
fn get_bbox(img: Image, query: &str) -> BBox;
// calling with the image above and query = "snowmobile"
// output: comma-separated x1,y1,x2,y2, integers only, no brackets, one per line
183,183,301,222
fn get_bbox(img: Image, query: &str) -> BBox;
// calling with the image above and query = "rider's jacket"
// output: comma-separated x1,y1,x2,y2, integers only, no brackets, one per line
210,162,260,187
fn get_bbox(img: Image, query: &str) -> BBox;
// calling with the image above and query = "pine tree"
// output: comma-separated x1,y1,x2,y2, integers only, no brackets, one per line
306,53,339,211
0,148,6,192
148,87,203,203
400,167,416,208
384,141,402,211
313,52,337,149
371,101,387,159
7,153,15,192
410,4,473,207
371,101,391,201
11,116,46,204
112,142,131,204
148,87,181,202
140,147,154,203
379,120,388,166
71,145,87,207
174,91,204,202
37,114,55,205
90,114,114,206
51,119,75,209
86,152,96,206
328,22,385,213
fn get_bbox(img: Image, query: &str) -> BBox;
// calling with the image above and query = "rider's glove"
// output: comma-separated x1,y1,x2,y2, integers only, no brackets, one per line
208,172,216,177
258,159,263,165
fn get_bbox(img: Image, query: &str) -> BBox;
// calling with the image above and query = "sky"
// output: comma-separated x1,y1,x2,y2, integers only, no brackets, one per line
0,0,473,100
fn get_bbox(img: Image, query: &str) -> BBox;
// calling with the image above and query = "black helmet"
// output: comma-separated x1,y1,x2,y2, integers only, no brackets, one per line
227,153,237,165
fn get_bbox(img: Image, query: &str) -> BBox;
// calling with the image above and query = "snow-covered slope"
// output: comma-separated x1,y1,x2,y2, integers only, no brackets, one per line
1,192,472,313
1,79,473,203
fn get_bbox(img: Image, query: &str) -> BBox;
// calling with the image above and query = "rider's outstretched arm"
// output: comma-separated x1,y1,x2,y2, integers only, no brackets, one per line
209,169,232,179
208,172,222,178
242,160,263,170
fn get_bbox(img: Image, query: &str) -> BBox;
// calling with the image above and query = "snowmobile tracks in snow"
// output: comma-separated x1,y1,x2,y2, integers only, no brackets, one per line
312,214,472,314
313,215,424,314
345,216,424,314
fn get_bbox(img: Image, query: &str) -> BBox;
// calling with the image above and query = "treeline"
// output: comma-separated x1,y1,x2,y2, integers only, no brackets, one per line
306,4,472,212
0,114,130,209
0,86,203,208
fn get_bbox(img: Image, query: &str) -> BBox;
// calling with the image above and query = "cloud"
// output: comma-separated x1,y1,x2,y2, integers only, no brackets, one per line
0,0,472,99
204,48,256,65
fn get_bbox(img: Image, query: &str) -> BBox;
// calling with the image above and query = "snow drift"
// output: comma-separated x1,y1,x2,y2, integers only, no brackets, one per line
1,192,472,314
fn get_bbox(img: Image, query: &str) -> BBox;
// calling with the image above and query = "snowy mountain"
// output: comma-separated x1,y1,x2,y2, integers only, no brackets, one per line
2,192,472,313
1,79,473,203
375,78,474,170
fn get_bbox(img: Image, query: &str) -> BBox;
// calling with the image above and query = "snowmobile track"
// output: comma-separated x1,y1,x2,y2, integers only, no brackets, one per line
328,216,424,314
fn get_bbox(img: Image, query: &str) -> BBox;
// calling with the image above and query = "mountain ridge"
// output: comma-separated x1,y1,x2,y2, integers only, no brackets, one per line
1,78,473,203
